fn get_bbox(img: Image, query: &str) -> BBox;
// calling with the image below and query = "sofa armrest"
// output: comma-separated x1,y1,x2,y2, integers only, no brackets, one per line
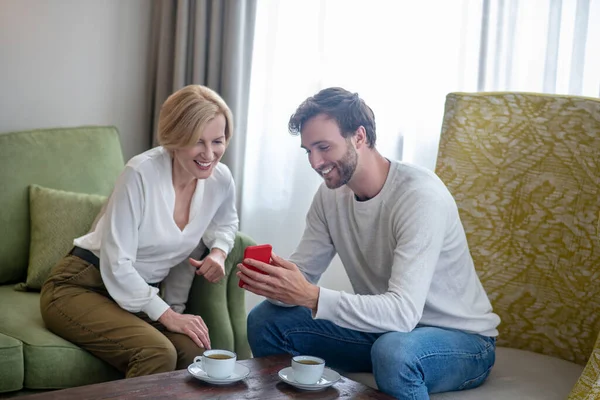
569,331,600,399
184,232,256,359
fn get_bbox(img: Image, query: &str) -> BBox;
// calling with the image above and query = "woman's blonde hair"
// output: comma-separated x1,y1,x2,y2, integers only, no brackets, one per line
157,85,233,150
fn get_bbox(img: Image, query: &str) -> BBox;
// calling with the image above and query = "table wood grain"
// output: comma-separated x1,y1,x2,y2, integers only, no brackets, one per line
18,354,393,399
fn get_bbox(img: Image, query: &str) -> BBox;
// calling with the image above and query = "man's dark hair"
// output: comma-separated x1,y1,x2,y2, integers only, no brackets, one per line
288,87,377,148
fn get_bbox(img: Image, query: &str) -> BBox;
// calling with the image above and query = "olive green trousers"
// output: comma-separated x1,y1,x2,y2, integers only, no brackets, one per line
40,254,202,378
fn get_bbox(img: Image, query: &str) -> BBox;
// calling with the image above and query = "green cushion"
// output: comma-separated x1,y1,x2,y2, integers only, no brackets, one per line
0,332,24,393
186,232,255,360
0,285,121,389
0,126,124,284
15,185,107,291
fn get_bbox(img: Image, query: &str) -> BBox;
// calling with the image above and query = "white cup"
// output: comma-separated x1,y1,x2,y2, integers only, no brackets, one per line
291,355,325,384
193,349,237,379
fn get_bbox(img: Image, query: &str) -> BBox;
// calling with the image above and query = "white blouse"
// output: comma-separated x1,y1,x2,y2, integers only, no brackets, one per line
74,146,238,320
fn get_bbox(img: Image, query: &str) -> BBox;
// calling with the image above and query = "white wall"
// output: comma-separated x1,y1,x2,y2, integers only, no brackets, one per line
0,0,153,160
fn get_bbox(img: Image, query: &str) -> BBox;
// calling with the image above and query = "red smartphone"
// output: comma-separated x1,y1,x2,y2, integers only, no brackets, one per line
238,244,272,288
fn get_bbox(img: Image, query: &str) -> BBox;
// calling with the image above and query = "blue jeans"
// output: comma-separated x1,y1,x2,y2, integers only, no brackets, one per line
247,301,496,399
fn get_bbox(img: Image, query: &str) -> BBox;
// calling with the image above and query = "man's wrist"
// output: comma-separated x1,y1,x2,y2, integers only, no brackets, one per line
306,284,320,312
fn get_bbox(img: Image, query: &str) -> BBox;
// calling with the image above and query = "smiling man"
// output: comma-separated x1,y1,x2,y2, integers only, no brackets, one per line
238,87,501,399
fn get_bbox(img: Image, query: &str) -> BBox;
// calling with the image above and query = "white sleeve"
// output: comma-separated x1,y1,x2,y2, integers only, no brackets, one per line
161,241,207,313
99,167,170,321
266,188,337,308
202,175,239,254
289,187,337,283
314,189,448,333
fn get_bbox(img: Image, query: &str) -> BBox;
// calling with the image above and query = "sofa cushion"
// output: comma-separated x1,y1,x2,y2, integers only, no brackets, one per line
0,332,24,393
186,231,257,360
345,346,583,399
15,185,107,291
0,285,121,389
0,126,124,284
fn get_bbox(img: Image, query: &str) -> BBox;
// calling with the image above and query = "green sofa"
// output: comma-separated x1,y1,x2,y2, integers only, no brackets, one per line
0,126,253,393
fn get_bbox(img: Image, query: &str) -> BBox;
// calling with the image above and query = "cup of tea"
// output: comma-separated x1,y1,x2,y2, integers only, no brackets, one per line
291,355,325,384
193,349,237,379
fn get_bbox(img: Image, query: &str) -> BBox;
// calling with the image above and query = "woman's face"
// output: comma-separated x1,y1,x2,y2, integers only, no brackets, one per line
173,114,227,180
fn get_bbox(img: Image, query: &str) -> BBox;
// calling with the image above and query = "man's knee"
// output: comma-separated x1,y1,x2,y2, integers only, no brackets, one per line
247,301,310,357
246,304,262,335
247,301,276,348
247,302,286,337
372,332,419,368
372,331,424,387
372,332,435,399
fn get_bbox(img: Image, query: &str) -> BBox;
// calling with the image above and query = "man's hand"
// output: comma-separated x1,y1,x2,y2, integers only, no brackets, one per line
158,308,211,349
236,252,320,311
190,248,226,283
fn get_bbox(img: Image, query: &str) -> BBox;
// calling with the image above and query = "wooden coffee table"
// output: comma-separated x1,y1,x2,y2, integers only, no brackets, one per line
19,354,393,399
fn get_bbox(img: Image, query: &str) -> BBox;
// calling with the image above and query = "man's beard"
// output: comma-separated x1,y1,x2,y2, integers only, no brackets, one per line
324,142,358,189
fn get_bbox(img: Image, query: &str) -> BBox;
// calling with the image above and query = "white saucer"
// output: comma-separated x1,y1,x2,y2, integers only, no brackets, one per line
188,361,250,384
278,366,341,391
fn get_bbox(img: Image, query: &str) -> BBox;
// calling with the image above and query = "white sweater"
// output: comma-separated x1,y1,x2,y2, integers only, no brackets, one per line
289,160,500,336
74,147,239,320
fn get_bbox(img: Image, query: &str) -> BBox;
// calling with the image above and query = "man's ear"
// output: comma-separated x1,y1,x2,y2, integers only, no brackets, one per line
354,126,367,149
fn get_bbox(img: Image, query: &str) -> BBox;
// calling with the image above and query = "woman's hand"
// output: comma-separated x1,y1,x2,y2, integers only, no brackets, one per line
189,248,227,283
158,308,211,349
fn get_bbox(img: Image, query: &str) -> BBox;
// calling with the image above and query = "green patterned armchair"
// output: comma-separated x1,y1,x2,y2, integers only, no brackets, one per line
347,92,600,399
433,92,600,399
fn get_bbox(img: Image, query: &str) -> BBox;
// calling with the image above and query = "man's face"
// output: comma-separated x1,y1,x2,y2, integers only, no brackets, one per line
300,114,358,189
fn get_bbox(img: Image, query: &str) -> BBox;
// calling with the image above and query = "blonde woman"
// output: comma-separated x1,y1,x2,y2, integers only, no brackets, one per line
40,85,239,377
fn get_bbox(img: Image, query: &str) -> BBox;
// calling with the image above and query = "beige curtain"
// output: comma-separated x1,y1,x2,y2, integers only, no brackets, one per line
149,0,257,212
